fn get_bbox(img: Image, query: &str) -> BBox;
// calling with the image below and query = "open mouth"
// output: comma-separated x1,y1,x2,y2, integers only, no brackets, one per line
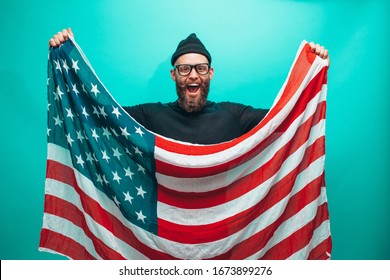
187,83,200,94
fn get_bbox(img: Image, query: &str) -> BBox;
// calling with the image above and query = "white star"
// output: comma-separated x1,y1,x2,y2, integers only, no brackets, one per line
112,147,122,160
136,185,146,198
90,83,100,97
76,130,86,142
113,196,120,206
102,127,112,139
56,86,64,100
86,152,94,163
135,210,146,223
75,154,85,168
52,91,59,101
72,83,80,95
101,150,110,163
123,191,134,204
111,127,119,137
124,167,134,179
137,164,146,174
91,128,99,142
65,108,74,121
81,106,89,119
135,126,145,137
112,106,122,119
112,171,122,184
54,59,62,72
133,146,143,156
125,147,132,156
81,83,87,93
62,59,70,73
120,127,131,139
72,59,80,73
102,175,109,185
53,115,63,127
66,133,74,147
96,173,103,185
92,105,101,118
99,106,108,119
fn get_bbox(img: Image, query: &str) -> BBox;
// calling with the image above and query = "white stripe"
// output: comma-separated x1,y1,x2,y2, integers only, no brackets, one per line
287,220,331,260
44,178,149,260
247,187,329,259
40,213,101,259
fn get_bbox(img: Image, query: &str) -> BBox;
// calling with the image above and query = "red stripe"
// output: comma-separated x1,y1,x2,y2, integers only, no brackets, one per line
43,194,126,260
39,228,96,260
158,103,326,209
46,160,177,260
155,43,318,156
157,139,325,244
308,236,332,260
260,202,330,260
208,174,326,259
155,66,327,179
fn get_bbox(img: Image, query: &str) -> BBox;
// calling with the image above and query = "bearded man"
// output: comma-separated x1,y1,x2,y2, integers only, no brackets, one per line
49,30,329,144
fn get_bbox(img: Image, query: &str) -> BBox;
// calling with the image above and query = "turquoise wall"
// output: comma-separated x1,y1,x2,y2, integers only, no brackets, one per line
0,0,388,260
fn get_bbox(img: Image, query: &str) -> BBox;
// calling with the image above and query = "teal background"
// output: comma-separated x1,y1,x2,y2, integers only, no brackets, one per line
0,0,389,260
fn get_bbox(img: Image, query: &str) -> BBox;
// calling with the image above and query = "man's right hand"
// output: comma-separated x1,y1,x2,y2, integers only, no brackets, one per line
49,28,74,47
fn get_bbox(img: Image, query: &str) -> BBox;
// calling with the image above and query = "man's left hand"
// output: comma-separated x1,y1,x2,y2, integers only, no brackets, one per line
309,42,330,67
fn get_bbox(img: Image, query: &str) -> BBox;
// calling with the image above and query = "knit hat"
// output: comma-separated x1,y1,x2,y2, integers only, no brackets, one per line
171,33,212,66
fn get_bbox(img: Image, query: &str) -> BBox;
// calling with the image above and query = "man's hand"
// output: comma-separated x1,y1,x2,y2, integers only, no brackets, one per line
309,42,330,66
49,28,74,47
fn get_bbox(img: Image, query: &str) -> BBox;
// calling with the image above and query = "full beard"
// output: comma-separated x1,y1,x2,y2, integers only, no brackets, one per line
176,80,210,113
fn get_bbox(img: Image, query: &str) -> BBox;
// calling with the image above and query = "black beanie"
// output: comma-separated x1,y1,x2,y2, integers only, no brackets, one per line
171,33,212,66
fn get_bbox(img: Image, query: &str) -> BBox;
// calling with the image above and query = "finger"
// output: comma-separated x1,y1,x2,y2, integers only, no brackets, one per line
57,31,65,43
62,29,69,40
309,42,316,52
319,46,325,58
48,38,56,47
315,44,321,55
53,35,61,46
324,49,329,59
68,27,74,38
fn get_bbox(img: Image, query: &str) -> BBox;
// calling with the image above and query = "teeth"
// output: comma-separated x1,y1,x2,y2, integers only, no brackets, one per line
188,84,199,87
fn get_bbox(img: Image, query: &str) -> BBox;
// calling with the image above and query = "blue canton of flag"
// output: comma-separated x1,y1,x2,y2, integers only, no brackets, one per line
46,40,158,234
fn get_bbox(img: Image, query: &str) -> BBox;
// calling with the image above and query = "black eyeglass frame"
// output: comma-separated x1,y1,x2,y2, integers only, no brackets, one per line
174,63,211,76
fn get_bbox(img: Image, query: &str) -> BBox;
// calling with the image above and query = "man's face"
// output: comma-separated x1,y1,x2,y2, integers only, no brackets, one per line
170,53,214,112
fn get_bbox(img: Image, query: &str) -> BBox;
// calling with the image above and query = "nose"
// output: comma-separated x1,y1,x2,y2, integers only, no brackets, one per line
188,67,199,79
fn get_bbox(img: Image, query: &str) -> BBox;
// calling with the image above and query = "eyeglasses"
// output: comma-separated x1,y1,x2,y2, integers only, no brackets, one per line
174,63,210,76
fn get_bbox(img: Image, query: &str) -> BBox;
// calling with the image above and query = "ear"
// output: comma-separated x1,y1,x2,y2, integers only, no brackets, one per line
209,67,214,80
170,68,176,81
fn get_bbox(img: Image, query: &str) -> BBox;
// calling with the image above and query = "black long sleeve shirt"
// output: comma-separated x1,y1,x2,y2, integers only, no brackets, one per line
123,101,268,145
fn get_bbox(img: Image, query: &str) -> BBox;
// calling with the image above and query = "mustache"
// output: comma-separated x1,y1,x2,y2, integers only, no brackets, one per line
176,81,208,89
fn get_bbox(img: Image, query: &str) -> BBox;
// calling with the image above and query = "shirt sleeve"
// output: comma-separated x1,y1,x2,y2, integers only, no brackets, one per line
221,102,269,135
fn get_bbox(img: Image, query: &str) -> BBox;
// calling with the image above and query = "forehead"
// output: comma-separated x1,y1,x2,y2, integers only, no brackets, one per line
175,53,209,65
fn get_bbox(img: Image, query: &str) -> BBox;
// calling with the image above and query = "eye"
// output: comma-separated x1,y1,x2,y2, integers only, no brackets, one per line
179,65,191,72
196,64,209,73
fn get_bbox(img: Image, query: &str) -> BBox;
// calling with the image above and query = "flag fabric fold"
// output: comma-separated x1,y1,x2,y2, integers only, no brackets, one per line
39,37,331,260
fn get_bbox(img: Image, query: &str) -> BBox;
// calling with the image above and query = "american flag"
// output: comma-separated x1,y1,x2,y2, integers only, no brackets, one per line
39,37,331,260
